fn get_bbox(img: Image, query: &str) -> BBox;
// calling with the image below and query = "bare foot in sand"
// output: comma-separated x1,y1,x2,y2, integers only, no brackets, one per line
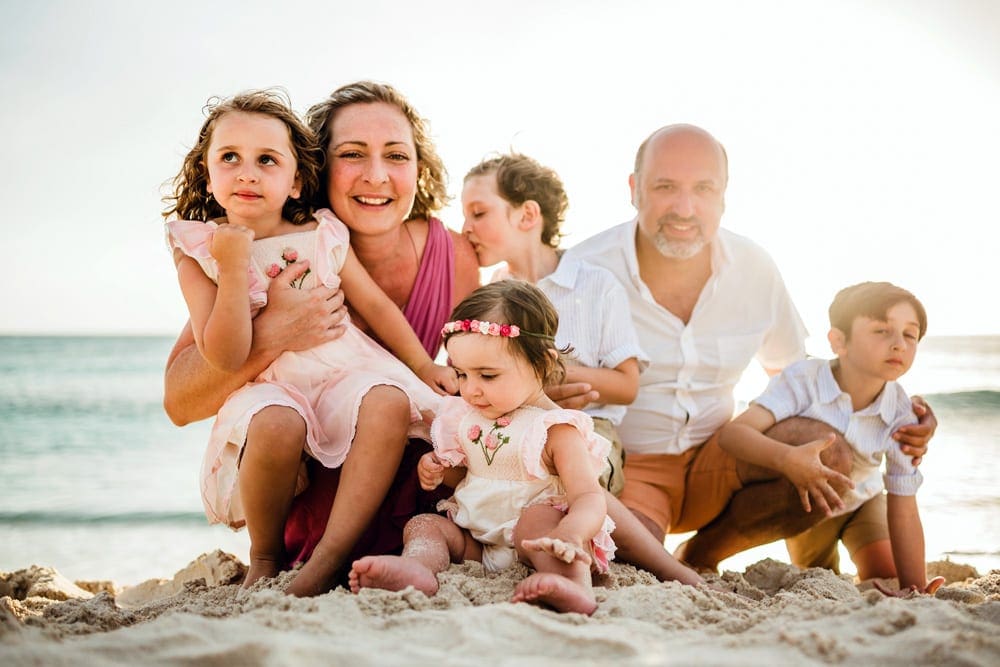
520,537,592,565
511,572,597,615
348,556,440,596
242,558,282,589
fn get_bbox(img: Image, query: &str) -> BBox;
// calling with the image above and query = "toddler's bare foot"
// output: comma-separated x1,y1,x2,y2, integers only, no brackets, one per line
242,557,282,589
511,572,597,615
348,556,439,596
520,537,591,565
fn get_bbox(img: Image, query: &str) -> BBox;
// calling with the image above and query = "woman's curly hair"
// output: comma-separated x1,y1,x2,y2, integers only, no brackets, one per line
305,80,449,220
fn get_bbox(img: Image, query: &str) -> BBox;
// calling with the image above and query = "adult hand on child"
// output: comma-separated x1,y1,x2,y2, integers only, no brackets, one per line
780,434,854,516
253,260,347,356
544,382,599,410
893,396,937,466
417,452,447,491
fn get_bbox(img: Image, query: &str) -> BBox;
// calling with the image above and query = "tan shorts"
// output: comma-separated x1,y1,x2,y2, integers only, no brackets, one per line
618,431,742,534
592,418,625,497
785,493,889,573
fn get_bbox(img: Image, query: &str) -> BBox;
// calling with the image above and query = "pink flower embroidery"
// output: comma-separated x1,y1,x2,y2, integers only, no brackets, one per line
282,248,298,263
266,263,281,279
467,425,481,441
484,433,500,451
496,416,511,427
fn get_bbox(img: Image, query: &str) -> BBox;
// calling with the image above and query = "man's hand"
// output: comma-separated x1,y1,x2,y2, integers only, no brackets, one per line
893,396,937,466
252,260,347,357
544,382,599,410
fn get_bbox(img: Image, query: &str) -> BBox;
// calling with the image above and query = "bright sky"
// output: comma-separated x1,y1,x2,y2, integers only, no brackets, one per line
3,0,999,341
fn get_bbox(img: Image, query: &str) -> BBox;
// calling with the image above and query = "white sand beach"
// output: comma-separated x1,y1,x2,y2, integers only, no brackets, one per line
2,551,998,666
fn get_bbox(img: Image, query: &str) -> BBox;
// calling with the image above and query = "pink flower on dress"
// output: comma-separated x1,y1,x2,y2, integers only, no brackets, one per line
484,433,500,451
496,416,511,427
467,425,481,441
266,263,282,278
281,248,298,263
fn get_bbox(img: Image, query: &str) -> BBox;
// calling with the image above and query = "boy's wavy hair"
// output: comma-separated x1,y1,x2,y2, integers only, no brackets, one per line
444,280,572,385
829,281,928,340
162,89,321,225
465,153,569,248
305,80,449,219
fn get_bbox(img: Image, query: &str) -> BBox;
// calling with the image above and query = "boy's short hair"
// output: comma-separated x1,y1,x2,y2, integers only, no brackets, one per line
829,281,928,340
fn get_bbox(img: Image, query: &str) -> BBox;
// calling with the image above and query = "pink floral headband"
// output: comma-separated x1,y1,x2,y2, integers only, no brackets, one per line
441,319,553,341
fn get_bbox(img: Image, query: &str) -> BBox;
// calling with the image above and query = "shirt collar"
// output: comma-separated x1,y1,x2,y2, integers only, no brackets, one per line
819,360,899,424
544,254,580,289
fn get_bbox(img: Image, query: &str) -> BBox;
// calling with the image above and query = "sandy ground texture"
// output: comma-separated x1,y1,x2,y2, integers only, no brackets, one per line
2,550,998,666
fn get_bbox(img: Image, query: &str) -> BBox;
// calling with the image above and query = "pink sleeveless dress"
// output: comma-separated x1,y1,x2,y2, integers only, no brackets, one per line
167,209,442,529
282,215,457,569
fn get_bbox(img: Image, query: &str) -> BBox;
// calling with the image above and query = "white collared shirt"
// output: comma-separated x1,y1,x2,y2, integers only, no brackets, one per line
564,218,807,454
492,258,649,425
753,358,921,513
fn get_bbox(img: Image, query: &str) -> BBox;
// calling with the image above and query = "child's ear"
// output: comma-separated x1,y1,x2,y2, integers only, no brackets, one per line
828,327,847,355
517,200,542,231
291,172,302,199
203,162,213,194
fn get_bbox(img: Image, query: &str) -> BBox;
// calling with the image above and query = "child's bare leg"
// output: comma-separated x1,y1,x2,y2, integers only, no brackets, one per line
511,504,597,615
286,385,409,597
349,514,477,596
603,493,704,585
239,406,307,588
852,538,897,580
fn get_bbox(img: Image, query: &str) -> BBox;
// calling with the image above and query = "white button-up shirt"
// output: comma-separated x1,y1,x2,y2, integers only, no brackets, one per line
565,219,807,454
753,358,921,513
492,258,649,425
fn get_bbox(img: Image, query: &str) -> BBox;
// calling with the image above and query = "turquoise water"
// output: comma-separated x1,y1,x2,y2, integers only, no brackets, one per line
1,335,998,586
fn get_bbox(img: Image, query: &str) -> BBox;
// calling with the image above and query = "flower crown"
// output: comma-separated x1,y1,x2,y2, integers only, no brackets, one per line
441,319,553,341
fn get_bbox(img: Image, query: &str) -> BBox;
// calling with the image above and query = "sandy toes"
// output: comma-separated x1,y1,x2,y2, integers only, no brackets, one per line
511,572,597,615
349,556,439,596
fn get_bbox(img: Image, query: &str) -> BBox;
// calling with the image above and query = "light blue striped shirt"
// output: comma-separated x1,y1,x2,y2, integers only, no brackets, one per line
753,358,921,514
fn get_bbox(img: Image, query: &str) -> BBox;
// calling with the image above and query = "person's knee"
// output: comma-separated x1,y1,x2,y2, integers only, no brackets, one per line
245,406,306,463
361,385,410,420
766,417,851,474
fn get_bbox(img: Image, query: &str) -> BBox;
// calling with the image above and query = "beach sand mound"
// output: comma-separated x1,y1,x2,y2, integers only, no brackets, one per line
2,553,998,665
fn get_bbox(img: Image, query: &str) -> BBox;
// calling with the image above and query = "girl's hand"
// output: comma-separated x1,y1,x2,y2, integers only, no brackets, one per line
417,362,459,396
872,576,945,598
780,434,854,515
210,223,254,271
417,452,447,490
520,536,592,566
892,397,937,466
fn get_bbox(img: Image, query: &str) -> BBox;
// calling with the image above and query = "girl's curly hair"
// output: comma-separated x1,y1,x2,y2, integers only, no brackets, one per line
162,89,321,226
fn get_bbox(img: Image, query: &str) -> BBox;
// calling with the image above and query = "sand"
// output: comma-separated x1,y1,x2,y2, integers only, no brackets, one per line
1,551,998,666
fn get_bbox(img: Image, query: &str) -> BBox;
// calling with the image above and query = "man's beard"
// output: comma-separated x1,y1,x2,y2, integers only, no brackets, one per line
653,219,706,260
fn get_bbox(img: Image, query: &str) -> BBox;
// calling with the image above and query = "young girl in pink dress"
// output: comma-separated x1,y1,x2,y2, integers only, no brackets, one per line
349,280,616,615
162,90,457,595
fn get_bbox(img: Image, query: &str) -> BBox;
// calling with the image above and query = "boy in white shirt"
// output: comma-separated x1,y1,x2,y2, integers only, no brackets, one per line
719,282,943,594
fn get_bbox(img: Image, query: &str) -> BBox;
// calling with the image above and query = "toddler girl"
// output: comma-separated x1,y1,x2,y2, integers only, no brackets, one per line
349,280,615,615
162,90,456,595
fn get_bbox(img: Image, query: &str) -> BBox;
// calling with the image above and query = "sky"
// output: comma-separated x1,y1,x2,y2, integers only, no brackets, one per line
2,0,999,343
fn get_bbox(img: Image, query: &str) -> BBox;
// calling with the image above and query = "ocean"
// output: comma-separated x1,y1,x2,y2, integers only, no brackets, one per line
1,335,998,587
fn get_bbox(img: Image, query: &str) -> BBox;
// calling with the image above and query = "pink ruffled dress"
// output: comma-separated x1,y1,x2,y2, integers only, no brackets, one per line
431,395,617,573
166,210,442,529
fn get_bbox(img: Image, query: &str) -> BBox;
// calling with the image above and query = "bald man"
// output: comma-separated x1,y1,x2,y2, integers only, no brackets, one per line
559,124,936,572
